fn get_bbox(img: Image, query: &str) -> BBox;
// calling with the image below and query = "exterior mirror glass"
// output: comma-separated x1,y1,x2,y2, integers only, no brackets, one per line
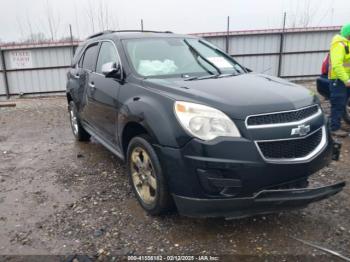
102,62,121,78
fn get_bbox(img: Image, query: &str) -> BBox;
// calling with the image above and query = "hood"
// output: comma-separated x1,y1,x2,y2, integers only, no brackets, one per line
144,73,318,120
331,34,350,47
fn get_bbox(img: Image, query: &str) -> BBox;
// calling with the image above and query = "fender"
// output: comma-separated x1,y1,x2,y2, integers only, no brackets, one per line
118,93,191,148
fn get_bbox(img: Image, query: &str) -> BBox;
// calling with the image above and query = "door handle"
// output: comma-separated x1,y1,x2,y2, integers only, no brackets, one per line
89,82,96,90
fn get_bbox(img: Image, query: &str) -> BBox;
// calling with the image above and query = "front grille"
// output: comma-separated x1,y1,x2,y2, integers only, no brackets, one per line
247,105,319,126
257,128,323,160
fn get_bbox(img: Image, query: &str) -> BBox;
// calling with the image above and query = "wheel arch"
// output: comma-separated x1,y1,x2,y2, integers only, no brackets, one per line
118,95,189,155
121,121,156,156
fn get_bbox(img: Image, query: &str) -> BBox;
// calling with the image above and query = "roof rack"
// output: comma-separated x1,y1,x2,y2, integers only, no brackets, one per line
87,30,173,39
87,30,115,39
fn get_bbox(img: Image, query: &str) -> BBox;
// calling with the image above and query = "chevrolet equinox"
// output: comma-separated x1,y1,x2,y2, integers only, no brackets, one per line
66,30,345,219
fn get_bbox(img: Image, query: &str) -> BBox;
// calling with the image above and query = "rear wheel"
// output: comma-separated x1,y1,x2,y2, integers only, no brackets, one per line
68,101,91,141
127,135,173,215
343,96,350,124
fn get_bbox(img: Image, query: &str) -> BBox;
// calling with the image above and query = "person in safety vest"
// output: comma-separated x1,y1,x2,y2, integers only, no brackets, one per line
329,23,350,137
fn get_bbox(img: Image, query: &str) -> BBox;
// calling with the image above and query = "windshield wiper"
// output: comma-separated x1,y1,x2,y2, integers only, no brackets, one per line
184,72,241,81
184,74,220,81
198,39,248,74
183,39,222,75
217,73,240,78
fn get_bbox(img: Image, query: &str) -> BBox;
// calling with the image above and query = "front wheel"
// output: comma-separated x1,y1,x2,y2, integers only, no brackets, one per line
127,135,173,215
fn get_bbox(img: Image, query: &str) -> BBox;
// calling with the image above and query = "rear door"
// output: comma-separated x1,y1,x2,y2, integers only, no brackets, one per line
79,43,100,127
89,40,122,143
69,54,85,110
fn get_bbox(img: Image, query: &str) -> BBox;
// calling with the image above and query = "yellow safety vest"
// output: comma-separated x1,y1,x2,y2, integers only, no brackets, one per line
329,34,350,83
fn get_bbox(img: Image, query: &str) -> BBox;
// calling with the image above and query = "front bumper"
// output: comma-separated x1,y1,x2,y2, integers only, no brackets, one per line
155,125,345,218
156,133,334,198
173,182,345,219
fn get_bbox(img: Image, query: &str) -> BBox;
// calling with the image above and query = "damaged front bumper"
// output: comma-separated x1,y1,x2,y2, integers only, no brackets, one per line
156,124,345,219
173,182,346,219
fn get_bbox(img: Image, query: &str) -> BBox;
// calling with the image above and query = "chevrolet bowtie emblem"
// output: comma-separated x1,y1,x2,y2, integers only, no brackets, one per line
291,124,311,137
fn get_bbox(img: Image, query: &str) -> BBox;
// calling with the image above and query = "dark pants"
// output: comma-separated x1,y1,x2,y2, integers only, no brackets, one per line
330,80,348,131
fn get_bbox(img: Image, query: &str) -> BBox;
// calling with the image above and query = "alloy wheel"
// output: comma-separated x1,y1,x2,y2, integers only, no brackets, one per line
130,147,157,205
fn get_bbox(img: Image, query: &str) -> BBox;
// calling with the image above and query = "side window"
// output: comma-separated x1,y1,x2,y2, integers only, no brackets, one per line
96,42,120,74
82,44,99,71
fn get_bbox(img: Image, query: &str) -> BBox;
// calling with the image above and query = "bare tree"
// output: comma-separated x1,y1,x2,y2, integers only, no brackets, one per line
23,32,48,43
25,13,34,39
85,0,119,34
97,0,113,31
316,0,335,26
86,0,96,33
59,35,79,42
288,0,316,28
97,1,104,31
45,0,61,40
16,16,25,40
300,0,312,27
73,2,81,39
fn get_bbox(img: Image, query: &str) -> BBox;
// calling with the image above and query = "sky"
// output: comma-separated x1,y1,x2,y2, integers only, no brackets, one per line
0,0,349,42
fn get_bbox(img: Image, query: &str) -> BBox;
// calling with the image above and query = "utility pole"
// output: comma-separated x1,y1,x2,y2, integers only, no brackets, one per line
141,19,144,31
226,16,230,53
278,12,287,78
0,48,10,99
69,24,74,58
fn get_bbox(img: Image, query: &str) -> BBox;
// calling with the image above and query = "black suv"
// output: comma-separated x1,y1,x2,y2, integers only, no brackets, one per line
66,30,345,219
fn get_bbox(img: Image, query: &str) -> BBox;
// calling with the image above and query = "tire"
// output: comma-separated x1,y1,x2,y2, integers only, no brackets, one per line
343,96,350,125
68,101,91,141
127,135,173,215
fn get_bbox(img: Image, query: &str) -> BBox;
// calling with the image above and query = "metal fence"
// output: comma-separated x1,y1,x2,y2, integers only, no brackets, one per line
0,41,79,98
194,26,340,79
0,26,341,98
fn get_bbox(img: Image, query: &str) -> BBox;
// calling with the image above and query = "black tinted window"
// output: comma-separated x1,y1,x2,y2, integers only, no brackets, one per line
96,42,119,74
82,44,99,71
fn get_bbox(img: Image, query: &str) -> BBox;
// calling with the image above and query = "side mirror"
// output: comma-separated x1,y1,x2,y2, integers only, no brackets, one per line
102,62,121,78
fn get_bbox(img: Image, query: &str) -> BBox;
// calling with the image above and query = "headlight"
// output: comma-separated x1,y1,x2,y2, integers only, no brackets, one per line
174,101,241,141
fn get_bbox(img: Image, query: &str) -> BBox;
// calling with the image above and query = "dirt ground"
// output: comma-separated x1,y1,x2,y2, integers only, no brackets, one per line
0,92,349,261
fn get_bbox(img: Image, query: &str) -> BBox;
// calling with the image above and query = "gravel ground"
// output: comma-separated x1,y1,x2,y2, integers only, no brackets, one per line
0,90,349,261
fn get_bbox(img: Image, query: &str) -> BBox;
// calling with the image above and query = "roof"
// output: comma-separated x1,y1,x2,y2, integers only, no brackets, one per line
87,30,174,39
91,31,191,40
116,32,188,39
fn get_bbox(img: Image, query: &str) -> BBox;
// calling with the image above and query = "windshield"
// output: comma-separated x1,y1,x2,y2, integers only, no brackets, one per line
123,38,246,78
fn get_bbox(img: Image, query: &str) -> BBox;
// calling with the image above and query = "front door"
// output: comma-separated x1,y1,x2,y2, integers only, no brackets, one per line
89,41,122,143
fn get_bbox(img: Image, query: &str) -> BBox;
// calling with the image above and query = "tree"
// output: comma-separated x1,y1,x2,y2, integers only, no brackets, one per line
288,0,316,28
86,0,96,33
85,0,119,34
59,36,79,42
26,33,48,43
45,0,61,40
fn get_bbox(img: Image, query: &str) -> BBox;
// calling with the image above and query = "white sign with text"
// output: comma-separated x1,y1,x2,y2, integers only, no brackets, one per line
9,50,33,69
